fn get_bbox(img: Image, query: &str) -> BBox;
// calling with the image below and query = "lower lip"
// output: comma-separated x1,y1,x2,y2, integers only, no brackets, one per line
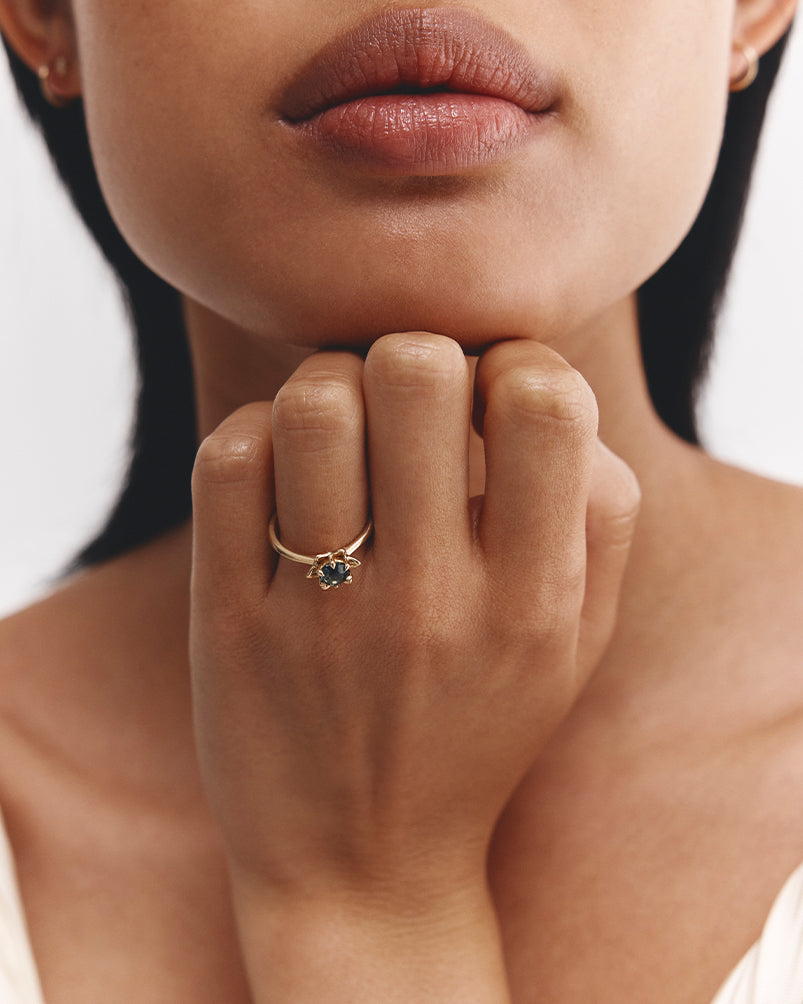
290,93,549,175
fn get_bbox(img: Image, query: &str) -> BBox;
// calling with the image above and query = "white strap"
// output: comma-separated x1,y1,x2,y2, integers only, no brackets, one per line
711,863,803,1004
0,811,45,1004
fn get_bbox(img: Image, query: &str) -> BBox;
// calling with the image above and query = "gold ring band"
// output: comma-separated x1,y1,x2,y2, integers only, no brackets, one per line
268,514,373,590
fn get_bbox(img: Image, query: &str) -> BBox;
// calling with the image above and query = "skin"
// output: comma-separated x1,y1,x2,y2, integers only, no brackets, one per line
0,0,801,1001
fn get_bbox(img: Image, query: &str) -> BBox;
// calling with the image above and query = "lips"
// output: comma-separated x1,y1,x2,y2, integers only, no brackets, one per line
279,6,559,175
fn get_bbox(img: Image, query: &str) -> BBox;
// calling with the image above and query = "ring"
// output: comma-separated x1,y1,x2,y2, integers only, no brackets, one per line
268,514,373,590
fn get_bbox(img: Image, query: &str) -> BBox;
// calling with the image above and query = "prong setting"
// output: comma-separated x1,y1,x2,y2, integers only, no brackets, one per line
307,550,362,589
268,514,373,591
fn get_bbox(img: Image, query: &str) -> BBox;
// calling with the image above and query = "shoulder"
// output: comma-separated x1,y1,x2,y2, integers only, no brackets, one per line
0,565,109,714
702,456,803,534
0,587,80,730
0,521,192,690
696,462,803,777
0,575,104,818
0,522,192,789
700,460,803,607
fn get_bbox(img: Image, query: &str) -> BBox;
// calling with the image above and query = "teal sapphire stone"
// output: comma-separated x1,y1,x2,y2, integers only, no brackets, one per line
319,561,350,587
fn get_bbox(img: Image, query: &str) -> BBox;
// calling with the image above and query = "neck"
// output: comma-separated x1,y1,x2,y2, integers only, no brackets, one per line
546,294,701,493
183,298,316,441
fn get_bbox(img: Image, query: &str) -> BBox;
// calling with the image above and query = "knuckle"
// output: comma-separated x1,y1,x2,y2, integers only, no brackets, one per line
487,606,538,651
272,377,361,453
487,561,584,652
522,587,582,659
532,615,576,660
496,365,598,434
379,579,465,657
542,560,585,621
588,455,642,548
365,333,465,393
590,503,641,552
535,560,586,625
488,602,574,662
615,463,643,518
193,431,266,487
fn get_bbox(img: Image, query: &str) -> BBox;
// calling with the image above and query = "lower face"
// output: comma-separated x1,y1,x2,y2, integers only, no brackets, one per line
71,0,735,350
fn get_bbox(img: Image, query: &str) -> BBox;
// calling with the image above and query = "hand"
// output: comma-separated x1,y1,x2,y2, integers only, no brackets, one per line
189,334,639,999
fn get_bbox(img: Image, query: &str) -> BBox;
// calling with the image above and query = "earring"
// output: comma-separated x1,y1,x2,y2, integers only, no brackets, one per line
37,56,74,108
730,42,759,92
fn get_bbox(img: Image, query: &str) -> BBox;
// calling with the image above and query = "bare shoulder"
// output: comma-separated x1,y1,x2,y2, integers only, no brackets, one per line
706,460,803,589
596,449,803,747
0,523,193,761
688,457,803,733
0,578,91,719
0,556,133,698
0,572,111,828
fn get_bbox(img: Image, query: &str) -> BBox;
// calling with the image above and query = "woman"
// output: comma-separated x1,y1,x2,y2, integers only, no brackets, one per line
0,0,800,1000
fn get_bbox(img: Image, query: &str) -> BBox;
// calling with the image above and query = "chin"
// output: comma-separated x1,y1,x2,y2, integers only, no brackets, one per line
245,281,575,354
230,244,624,353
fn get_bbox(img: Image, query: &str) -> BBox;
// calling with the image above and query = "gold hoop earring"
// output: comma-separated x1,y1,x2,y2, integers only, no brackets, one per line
730,43,759,92
37,56,73,108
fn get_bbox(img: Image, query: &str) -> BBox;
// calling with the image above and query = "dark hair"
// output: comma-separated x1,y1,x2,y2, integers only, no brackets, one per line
2,39,197,570
638,32,792,442
0,29,793,569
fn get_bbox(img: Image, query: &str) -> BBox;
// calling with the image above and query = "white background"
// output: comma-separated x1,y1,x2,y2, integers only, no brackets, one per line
1,29,801,618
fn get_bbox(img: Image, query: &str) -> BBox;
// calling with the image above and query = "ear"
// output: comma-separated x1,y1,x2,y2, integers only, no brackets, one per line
731,0,798,82
0,0,80,100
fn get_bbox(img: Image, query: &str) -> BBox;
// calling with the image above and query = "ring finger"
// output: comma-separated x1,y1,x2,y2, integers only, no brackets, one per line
270,351,369,593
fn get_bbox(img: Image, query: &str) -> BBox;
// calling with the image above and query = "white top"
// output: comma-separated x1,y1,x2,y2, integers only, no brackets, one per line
1,811,802,1004
710,863,803,1004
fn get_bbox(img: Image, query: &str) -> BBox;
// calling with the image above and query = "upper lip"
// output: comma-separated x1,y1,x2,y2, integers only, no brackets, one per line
279,6,558,123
